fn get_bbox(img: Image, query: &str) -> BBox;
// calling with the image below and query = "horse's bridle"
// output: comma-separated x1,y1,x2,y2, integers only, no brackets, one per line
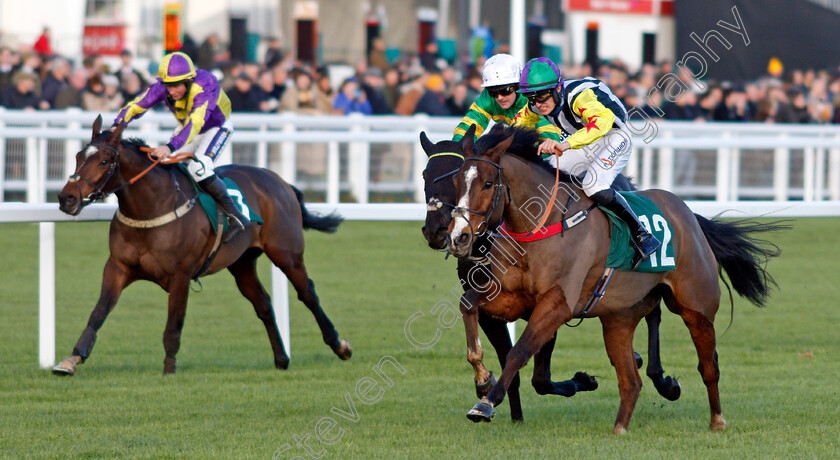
451,157,510,240
68,143,122,206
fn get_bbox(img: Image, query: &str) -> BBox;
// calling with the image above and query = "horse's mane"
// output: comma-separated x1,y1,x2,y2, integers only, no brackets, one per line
474,124,576,183
123,137,150,151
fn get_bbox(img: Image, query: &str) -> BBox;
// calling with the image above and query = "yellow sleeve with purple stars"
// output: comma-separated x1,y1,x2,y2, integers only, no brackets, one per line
565,89,614,150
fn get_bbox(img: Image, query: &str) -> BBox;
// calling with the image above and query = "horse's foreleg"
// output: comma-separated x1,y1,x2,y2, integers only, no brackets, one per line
161,276,191,374
644,303,681,401
469,286,570,423
531,333,599,397
461,290,493,404
476,313,523,422
52,259,132,376
600,313,644,434
228,254,289,370
269,249,351,360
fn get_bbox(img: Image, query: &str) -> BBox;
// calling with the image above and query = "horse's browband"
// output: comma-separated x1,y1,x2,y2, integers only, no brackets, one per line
115,198,196,228
428,152,464,160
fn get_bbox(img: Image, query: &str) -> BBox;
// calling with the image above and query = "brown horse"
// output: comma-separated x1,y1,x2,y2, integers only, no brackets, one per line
447,125,783,433
53,116,352,375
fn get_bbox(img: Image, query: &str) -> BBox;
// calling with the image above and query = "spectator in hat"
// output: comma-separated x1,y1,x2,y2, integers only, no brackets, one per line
264,37,284,69
0,47,16,95
2,71,47,110
17,52,43,97
315,73,335,113
280,68,324,114
368,37,389,73
413,73,449,116
113,49,148,88
713,86,751,122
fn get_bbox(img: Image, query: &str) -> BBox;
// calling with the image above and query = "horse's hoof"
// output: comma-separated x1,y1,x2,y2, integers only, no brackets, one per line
475,372,496,399
51,356,82,376
335,339,352,360
710,414,727,431
275,358,290,370
163,357,177,375
467,401,495,423
613,425,628,435
634,352,643,369
572,371,598,392
658,376,681,401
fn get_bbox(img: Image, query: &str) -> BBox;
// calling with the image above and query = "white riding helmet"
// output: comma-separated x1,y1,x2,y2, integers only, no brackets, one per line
481,54,522,88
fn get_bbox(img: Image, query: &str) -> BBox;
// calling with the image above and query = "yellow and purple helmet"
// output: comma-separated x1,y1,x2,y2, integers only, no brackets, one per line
158,52,196,84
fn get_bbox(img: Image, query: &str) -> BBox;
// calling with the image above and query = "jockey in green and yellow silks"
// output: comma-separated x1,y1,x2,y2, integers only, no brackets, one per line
452,53,562,143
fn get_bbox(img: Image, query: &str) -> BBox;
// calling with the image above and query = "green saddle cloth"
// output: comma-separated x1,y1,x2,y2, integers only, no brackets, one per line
189,174,263,232
602,192,675,273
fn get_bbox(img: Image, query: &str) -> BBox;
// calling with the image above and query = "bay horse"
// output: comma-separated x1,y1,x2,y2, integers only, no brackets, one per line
419,125,679,422
447,125,783,433
53,115,352,375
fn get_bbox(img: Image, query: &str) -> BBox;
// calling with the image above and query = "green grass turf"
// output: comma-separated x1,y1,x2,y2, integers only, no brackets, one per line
0,218,838,459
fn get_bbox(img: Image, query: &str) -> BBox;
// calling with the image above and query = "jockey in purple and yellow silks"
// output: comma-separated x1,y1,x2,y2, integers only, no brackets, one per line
513,57,660,269
112,51,249,242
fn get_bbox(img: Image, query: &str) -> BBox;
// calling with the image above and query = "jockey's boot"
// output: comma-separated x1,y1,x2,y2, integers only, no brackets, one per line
590,189,661,270
199,175,251,243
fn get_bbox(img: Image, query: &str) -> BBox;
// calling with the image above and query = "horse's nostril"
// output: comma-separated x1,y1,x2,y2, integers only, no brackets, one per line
457,233,469,245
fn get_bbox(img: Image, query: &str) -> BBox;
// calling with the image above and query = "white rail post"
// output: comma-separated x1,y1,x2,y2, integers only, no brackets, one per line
804,147,815,201
625,141,638,183
830,136,840,200
26,135,40,202
271,266,290,357
773,134,790,201
65,108,82,179
0,107,6,202
39,221,56,368
280,119,296,185
815,147,825,201
348,113,369,203
641,147,653,190
256,123,268,168
327,141,340,204
716,131,731,202
657,130,673,191
729,146,740,201
413,115,430,203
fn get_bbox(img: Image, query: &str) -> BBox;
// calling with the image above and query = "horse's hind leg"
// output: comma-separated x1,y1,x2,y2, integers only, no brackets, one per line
663,289,725,431
600,312,645,434
52,259,133,376
228,251,290,370
264,247,351,360
531,333,598,397
644,303,681,401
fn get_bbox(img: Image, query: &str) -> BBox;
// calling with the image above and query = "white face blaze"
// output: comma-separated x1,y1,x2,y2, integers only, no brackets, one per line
84,145,99,158
449,165,478,241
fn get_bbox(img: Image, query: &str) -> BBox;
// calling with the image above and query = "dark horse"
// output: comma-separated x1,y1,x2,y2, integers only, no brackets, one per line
447,125,783,432
419,125,678,422
53,116,352,375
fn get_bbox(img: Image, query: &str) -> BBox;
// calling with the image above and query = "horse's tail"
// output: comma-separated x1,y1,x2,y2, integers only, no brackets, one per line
291,185,344,233
694,214,788,307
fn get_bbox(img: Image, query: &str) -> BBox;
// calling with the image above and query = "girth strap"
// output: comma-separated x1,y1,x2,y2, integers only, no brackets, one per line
115,198,196,228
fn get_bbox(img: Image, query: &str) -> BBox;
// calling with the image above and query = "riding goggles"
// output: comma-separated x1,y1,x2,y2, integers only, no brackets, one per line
487,85,518,98
526,90,554,105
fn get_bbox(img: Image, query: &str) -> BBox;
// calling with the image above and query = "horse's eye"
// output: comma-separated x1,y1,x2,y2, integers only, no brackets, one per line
99,159,109,167
483,181,494,189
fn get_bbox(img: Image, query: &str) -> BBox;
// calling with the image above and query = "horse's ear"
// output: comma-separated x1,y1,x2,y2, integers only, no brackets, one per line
487,133,515,163
460,124,476,157
108,122,125,144
91,115,102,140
419,131,435,157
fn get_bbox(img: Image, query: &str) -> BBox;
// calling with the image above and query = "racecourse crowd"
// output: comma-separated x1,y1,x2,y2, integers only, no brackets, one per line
1,31,839,125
